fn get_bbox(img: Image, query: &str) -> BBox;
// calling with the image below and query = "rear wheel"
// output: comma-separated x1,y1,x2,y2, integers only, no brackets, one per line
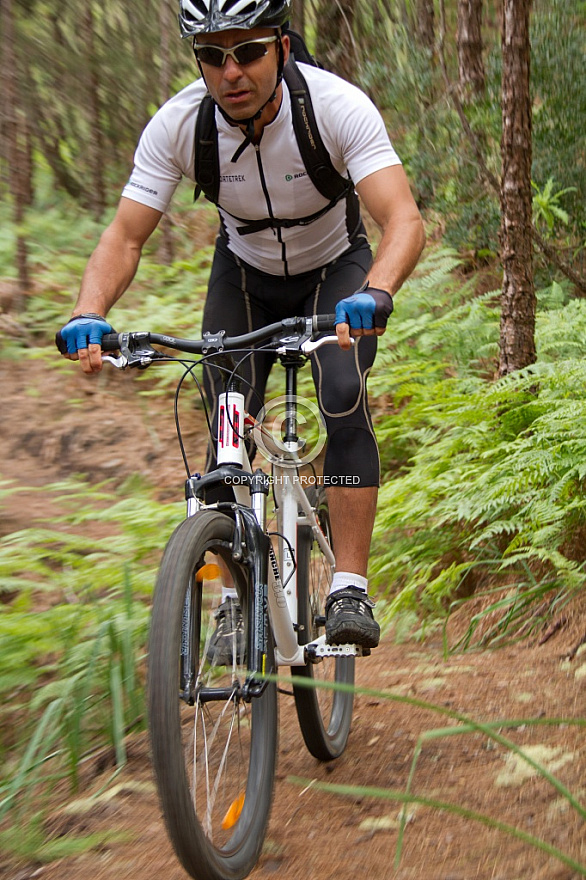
148,510,277,880
292,486,355,760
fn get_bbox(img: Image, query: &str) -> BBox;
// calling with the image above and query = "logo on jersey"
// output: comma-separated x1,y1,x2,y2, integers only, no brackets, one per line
285,172,308,182
128,180,159,196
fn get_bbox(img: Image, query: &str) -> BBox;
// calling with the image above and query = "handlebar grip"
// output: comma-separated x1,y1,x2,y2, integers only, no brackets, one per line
102,333,121,351
55,330,67,355
313,314,337,332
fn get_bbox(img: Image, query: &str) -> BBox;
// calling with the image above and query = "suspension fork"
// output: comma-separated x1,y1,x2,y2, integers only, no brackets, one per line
235,505,273,700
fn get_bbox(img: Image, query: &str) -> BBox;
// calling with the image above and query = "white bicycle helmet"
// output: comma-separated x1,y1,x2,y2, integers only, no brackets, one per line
179,0,290,37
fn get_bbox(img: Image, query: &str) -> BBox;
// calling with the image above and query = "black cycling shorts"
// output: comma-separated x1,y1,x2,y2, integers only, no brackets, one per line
202,232,380,488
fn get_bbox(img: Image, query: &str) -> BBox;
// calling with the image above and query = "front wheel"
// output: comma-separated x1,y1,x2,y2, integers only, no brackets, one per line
148,510,277,880
292,486,355,760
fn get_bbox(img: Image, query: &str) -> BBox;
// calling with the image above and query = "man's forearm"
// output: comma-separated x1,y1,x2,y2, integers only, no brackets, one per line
366,212,426,297
355,165,426,298
72,226,143,318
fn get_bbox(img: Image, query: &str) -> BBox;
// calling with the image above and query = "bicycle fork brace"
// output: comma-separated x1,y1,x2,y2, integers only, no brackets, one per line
231,506,274,701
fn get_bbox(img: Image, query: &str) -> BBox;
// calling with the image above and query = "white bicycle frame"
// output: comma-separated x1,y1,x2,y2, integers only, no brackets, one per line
186,335,362,667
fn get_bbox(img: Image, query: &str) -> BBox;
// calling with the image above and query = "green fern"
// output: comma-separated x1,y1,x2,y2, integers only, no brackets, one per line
370,254,586,644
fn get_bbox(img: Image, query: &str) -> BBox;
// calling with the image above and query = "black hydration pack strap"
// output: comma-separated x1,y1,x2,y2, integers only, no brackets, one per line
233,199,350,236
284,60,352,205
194,92,220,204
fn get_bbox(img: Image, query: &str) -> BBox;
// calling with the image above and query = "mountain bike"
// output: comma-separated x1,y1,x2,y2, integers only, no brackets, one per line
101,315,367,880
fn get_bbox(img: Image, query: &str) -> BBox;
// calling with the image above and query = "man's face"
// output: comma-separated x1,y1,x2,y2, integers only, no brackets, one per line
195,27,289,122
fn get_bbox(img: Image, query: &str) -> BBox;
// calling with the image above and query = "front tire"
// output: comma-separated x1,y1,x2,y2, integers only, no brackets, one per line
148,510,277,880
292,486,355,760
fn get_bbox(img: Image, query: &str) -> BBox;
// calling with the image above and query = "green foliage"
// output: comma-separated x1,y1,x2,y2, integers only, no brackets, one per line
0,482,183,601
0,818,127,864
370,251,586,643
357,17,502,255
3,0,195,212
0,477,184,843
532,178,578,236
531,0,586,234
354,0,585,260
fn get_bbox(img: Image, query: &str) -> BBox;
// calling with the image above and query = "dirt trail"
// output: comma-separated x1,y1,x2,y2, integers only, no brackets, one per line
1,358,585,880
6,636,585,880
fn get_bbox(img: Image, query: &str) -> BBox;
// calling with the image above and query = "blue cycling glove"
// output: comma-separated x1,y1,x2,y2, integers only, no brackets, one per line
55,313,114,355
334,285,394,331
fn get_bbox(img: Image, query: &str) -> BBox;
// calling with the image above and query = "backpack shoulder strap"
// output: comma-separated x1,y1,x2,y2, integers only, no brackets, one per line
194,92,220,204
284,59,353,204
285,29,323,68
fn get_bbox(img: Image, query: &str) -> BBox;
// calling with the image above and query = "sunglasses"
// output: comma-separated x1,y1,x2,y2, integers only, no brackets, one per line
193,35,277,68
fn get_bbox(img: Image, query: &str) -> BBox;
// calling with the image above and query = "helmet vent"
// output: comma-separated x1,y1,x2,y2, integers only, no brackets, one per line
220,0,261,15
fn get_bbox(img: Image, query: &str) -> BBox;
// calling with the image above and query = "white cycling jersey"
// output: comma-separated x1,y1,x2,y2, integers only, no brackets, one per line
122,63,401,276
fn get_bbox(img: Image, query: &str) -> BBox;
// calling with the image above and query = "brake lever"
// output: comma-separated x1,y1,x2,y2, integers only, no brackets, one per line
101,346,168,369
102,354,128,368
299,335,355,354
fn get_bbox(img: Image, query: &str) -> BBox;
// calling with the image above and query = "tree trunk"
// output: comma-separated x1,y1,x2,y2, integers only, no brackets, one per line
84,5,106,221
315,0,358,83
158,0,175,266
498,0,535,376
20,54,35,208
416,0,435,50
457,0,485,100
0,36,7,194
291,0,306,35
1,0,30,304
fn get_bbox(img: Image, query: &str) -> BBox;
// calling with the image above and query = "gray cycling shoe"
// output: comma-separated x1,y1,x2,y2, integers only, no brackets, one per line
325,586,380,650
206,597,246,665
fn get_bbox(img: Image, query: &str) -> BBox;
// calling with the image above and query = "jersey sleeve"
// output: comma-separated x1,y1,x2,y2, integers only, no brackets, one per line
305,68,401,187
340,94,402,186
121,82,202,213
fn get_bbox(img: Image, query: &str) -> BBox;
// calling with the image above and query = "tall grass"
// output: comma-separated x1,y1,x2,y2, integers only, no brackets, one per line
0,477,184,857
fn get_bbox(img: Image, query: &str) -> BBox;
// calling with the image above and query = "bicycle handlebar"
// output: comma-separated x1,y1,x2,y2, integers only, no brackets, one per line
101,313,337,356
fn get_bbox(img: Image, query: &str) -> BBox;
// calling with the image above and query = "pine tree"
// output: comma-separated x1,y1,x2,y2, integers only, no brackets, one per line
499,0,536,375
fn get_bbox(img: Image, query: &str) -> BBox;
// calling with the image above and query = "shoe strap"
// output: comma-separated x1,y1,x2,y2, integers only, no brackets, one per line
326,587,375,612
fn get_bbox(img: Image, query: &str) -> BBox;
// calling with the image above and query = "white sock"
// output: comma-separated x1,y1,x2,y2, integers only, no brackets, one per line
330,572,368,595
222,587,239,603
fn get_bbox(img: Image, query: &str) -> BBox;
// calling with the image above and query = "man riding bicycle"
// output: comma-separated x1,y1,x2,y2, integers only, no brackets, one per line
57,0,425,653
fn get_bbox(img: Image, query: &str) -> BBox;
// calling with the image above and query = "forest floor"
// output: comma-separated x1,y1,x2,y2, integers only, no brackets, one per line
1,349,585,880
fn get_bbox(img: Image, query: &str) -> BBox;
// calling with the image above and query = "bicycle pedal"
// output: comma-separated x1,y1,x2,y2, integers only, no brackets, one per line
306,642,365,659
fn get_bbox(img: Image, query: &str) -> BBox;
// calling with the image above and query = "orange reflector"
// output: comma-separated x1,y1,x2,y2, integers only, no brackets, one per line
221,792,245,830
195,564,221,582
